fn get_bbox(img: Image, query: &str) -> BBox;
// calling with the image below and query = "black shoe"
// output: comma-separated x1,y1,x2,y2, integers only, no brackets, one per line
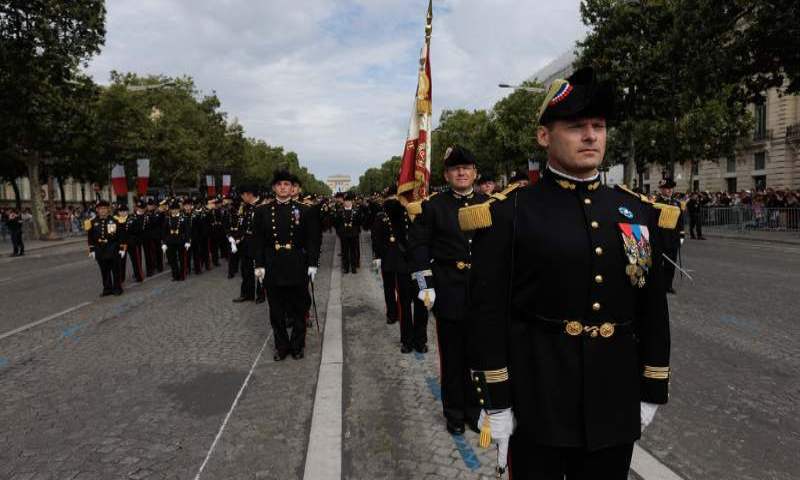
213,262,221,267
667,288,677,295
690,235,696,239
227,274,235,279
112,289,123,296
414,344,428,354
698,237,706,240
386,316,397,325
292,350,304,360
273,351,288,361
343,268,349,274
18,252,24,256
351,268,357,274
232,296,253,303
101,290,112,297
401,344,413,354
446,419,465,435
255,297,265,304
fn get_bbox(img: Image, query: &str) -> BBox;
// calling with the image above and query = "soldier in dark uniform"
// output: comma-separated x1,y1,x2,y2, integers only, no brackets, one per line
372,187,428,353
477,174,496,196
408,145,488,435
686,191,706,240
143,199,163,276
116,202,145,283
460,67,672,478
126,201,148,282
161,199,191,281
5,209,24,256
208,197,225,266
656,178,685,294
225,195,241,279
232,185,264,303
87,200,126,296
335,193,362,274
253,170,321,361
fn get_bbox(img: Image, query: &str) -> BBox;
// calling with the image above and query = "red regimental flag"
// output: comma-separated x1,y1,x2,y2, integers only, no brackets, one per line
397,0,432,203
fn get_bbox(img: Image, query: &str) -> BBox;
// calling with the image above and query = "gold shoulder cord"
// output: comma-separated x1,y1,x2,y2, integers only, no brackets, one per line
652,203,680,229
458,183,520,231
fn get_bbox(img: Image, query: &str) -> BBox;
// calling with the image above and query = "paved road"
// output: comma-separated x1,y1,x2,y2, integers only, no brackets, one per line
1,234,798,479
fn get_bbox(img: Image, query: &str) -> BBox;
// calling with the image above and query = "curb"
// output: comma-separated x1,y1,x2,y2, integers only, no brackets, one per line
703,232,800,246
0,236,86,258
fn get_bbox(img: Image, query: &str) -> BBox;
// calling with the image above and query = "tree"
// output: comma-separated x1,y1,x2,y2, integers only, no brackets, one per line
0,0,106,238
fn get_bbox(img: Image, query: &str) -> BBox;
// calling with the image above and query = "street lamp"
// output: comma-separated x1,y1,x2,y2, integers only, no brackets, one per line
498,84,546,93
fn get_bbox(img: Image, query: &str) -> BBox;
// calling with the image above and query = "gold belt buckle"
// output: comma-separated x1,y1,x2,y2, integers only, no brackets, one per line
275,243,292,251
456,261,471,270
564,321,615,338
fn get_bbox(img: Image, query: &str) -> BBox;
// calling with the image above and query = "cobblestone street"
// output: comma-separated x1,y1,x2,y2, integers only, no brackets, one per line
0,233,798,479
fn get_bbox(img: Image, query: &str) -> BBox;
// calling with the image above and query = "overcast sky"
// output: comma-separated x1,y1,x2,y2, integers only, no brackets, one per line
87,0,587,182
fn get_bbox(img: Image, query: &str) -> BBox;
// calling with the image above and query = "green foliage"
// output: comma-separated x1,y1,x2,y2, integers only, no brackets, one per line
356,156,401,194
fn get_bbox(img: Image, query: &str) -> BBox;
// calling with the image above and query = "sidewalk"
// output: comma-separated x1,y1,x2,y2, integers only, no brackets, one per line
702,228,800,245
0,235,86,257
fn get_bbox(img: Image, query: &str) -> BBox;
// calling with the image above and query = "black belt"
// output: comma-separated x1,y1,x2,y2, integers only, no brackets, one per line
533,315,632,339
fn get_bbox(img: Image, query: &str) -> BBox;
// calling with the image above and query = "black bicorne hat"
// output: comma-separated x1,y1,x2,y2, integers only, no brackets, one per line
443,144,476,168
538,67,615,125
271,170,294,186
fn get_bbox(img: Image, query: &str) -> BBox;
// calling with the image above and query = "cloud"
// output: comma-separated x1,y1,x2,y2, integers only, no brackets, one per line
87,0,586,183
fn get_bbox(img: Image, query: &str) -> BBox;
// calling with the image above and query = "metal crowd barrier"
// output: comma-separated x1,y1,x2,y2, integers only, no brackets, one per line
700,207,800,233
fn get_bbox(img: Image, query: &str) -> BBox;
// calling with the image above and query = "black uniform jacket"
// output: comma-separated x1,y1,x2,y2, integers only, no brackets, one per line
408,189,488,321
162,213,190,246
371,199,411,274
237,202,259,257
656,195,685,252
252,200,321,287
466,170,671,451
334,208,361,238
88,216,125,260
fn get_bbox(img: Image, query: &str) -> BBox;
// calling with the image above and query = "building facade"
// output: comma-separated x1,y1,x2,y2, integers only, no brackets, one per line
1,177,113,207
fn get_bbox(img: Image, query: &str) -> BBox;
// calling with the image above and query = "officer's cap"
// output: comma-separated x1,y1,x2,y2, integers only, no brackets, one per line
116,203,129,212
537,67,615,125
146,198,156,206
344,192,356,201
477,175,495,185
96,200,110,208
169,199,181,210
659,178,677,189
443,145,476,169
510,171,528,183
272,170,294,186
239,184,258,195
137,200,147,209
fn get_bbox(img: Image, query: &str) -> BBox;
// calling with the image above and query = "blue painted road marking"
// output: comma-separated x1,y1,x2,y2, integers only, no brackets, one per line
425,376,481,471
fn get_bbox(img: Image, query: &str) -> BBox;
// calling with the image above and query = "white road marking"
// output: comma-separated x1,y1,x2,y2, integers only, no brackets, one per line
303,237,342,480
632,443,684,480
0,302,93,341
127,270,169,289
193,332,273,480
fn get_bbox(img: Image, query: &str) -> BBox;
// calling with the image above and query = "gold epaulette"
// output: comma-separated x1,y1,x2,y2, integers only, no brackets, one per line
680,200,687,212
83,219,92,231
653,203,680,229
405,201,422,217
458,183,521,231
113,215,124,223
614,184,653,204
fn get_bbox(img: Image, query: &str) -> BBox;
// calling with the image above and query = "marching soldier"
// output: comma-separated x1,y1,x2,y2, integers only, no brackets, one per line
335,193,362,274
372,187,428,353
232,185,264,303
408,145,489,435
656,178,685,294
143,199,163,276
116,202,145,283
161,199,190,281
225,195,241,279
460,67,672,478
253,170,321,361
86,200,126,296
208,197,225,266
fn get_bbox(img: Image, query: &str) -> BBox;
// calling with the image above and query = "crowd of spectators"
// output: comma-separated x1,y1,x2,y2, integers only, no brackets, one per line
667,188,800,209
1,205,96,242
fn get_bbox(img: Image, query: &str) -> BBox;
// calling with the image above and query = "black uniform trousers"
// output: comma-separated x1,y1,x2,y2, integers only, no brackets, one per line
96,255,123,294
125,244,145,282
240,253,256,299
689,214,703,238
508,439,634,480
341,236,359,272
267,285,307,355
663,248,678,291
11,229,24,255
145,239,163,274
435,317,479,424
228,250,240,278
382,271,427,348
166,245,187,281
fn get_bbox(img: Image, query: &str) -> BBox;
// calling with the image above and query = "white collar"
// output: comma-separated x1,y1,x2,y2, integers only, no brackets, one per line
547,164,599,183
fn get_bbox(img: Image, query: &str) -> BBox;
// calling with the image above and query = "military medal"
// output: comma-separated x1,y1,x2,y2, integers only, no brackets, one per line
618,206,634,219
618,223,651,288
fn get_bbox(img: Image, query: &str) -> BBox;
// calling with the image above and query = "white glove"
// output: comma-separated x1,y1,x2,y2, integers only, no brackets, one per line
373,259,381,271
254,267,265,282
680,238,685,246
119,250,126,258
308,266,318,281
227,236,235,244
641,402,659,430
184,242,191,250
161,244,168,253
88,251,95,260
229,238,238,254
418,288,436,309
478,408,515,470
